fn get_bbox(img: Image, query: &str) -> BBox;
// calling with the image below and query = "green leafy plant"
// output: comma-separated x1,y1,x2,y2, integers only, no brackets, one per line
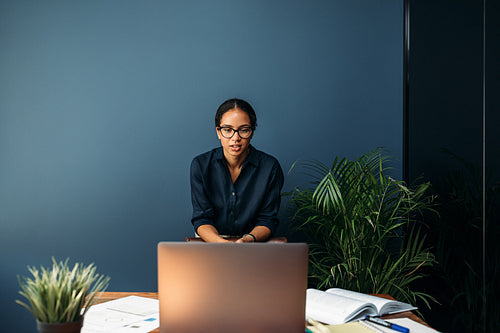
286,149,437,310
16,258,110,323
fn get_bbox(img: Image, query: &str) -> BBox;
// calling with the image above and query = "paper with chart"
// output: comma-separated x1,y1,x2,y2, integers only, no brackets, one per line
81,296,159,333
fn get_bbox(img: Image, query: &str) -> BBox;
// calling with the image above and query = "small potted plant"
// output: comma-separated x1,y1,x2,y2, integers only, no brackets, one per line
16,257,110,333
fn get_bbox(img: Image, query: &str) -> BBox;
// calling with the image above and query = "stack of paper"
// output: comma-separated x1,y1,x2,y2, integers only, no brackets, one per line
82,296,159,333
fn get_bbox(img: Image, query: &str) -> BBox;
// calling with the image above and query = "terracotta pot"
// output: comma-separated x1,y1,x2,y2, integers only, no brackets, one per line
36,320,83,333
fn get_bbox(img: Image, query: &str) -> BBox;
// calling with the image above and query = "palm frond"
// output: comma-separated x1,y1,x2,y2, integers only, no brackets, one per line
287,148,437,308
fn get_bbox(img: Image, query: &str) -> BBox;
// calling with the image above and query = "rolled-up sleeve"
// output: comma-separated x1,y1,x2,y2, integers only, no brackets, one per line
253,162,284,234
190,158,215,232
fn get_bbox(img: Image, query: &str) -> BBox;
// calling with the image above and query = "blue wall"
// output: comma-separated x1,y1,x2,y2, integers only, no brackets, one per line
0,0,403,330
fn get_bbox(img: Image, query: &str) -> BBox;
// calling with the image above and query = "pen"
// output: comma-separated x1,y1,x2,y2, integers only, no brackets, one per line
364,316,409,333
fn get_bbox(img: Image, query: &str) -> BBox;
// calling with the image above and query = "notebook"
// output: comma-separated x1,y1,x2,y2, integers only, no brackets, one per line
157,242,308,333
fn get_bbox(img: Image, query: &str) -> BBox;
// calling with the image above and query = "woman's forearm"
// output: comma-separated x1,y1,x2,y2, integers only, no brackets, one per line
196,225,231,243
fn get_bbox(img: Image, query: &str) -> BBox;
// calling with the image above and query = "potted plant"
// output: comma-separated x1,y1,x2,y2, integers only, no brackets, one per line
16,257,110,333
286,149,437,312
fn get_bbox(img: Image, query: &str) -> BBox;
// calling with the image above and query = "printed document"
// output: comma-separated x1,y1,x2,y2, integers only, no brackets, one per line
81,296,159,333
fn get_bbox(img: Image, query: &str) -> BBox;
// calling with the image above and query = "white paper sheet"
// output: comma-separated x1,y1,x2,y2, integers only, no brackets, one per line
387,318,441,333
82,296,159,333
362,318,441,333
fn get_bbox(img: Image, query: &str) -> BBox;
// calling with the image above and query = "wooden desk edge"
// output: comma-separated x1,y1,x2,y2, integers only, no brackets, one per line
93,292,431,332
93,291,158,304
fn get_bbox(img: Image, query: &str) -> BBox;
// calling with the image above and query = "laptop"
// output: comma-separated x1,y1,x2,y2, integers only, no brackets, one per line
157,242,308,333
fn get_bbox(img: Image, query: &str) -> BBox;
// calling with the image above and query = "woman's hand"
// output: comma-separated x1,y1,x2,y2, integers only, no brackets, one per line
236,226,272,243
235,234,255,243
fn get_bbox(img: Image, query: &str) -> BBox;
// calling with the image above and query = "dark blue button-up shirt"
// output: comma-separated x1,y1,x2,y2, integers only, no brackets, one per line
190,145,284,236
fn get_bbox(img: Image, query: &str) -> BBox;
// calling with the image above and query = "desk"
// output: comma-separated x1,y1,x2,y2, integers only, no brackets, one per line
93,292,430,332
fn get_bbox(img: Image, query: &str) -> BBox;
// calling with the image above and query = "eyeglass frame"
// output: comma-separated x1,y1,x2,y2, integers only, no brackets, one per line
217,126,254,139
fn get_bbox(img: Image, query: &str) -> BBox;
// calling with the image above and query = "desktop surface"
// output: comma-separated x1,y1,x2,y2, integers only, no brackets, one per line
93,292,431,332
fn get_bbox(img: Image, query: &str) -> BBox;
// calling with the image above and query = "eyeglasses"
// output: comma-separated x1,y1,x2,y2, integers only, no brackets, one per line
218,126,253,139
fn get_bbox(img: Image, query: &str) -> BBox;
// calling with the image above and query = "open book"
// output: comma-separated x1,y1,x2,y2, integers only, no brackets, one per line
306,288,417,325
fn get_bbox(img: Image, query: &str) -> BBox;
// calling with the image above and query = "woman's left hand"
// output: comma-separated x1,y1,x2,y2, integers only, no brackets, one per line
235,234,254,243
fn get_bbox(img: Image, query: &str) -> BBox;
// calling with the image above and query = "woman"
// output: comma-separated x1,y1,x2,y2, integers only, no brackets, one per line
190,98,284,243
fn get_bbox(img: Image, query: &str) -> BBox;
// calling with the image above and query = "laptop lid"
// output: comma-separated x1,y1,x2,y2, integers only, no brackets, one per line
157,242,308,333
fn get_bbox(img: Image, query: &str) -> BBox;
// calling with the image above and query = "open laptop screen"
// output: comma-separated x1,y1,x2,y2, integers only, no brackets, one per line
157,242,308,333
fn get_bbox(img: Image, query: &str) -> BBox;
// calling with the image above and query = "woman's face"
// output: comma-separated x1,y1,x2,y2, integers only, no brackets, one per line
216,108,253,159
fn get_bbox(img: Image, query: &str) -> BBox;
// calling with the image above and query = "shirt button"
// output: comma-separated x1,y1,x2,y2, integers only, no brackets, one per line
232,192,235,196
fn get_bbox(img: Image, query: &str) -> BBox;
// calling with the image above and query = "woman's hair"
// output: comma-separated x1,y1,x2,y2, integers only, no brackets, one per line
215,98,257,129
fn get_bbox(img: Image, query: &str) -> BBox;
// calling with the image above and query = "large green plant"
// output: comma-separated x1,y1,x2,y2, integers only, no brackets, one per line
287,149,437,309
16,258,110,323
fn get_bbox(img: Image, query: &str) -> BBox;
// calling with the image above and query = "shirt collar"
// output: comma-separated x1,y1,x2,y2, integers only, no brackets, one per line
245,145,259,167
216,145,259,167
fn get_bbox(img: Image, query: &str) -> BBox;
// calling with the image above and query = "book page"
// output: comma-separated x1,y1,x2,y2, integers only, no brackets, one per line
325,288,416,315
306,289,377,325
